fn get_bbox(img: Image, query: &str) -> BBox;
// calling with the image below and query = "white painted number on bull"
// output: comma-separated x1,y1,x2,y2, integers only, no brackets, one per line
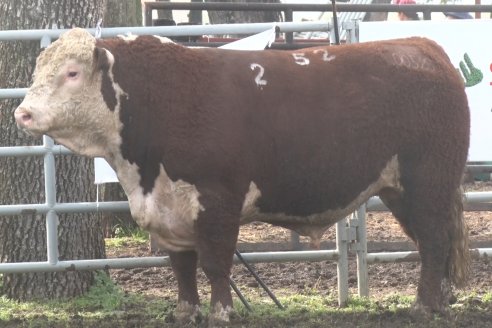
292,53,310,66
313,49,336,62
250,63,267,87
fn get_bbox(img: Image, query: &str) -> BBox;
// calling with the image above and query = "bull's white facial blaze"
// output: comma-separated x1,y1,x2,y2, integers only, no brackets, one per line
14,28,123,158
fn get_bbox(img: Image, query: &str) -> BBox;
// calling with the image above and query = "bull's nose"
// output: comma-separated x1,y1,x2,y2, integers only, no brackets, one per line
14,107,33,127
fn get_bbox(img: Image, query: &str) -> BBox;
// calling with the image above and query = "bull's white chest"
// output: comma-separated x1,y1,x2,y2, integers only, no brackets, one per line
117,162,203,252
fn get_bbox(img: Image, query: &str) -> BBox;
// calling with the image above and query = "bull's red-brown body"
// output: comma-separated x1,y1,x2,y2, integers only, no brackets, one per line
15,29,470,325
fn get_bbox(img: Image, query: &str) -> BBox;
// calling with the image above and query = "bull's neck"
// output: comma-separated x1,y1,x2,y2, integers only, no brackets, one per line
103,151,142,197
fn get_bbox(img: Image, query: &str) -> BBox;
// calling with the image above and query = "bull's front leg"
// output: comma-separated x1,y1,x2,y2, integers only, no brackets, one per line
169,250,202,324
195,190,242,326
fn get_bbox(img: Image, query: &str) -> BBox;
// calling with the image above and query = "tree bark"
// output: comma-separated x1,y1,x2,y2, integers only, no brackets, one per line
104,0,141,27
0,0,106,301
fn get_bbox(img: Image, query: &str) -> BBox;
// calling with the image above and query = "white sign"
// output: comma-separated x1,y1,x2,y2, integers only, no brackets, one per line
94,157,118,184
219,25,276,50
359,20,492,162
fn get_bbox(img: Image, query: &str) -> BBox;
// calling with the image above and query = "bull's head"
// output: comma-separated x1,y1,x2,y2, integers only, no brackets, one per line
14,28,121,158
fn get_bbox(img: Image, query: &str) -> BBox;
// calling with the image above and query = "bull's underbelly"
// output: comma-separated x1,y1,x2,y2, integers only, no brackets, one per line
123,156,401,252
239,155,401,241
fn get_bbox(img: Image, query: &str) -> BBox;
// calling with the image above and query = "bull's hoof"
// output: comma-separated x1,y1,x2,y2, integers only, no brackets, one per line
410,299,450,321
207,303,234,327
172,301,203,325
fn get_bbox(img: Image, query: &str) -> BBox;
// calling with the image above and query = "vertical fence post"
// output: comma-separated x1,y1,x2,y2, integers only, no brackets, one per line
284,9,294,44
43,135,59,265
290,231,301,250
355,205,368,297
336,217,349,306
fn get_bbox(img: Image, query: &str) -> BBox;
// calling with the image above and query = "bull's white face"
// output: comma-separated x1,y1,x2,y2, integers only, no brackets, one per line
14,28,121,158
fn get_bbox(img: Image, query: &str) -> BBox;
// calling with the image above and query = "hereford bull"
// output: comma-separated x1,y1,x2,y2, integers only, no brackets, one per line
14,28,470,325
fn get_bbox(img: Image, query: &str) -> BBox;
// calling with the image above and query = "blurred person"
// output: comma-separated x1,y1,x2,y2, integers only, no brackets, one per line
394,0,420,21
444,12,473,19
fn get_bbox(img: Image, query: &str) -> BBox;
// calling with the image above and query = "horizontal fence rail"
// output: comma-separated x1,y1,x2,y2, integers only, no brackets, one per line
0,22,331,42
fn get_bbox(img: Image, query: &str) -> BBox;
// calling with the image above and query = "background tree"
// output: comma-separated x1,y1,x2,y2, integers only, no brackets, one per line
0,0,106,300
104,0,142,28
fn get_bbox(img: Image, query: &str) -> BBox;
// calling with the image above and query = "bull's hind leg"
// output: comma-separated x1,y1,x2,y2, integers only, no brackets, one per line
396,157,469,315
169,250,202,324
379,187,416,243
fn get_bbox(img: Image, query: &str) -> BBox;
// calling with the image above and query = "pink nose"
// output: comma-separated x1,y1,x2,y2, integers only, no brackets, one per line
14,107,33,127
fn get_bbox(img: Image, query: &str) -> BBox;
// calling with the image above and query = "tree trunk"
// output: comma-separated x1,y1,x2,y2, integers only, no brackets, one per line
104,0,142,27
0,0,106,301
205,0,283,24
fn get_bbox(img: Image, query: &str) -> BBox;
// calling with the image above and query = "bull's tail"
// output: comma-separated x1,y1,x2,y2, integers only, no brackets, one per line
448,187,470,288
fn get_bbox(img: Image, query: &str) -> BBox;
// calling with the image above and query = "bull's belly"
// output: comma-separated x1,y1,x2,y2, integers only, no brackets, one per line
240,155,402,240
121,156,401,252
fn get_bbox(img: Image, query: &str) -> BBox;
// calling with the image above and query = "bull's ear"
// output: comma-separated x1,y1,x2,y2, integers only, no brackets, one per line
92,47,113,78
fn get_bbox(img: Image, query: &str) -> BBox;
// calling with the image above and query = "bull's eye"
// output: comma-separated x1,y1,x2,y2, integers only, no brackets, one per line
67,71,78,78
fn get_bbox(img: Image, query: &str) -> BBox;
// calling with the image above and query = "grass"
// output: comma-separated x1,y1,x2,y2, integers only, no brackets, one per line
104,230,149,249
0,278,490,327
233,291,492,328
0,271,172,328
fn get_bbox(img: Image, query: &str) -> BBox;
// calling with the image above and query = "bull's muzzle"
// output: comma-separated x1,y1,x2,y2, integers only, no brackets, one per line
14,107,33,129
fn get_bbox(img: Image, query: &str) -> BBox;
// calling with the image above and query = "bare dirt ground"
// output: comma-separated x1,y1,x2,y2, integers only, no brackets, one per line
107,181,492,327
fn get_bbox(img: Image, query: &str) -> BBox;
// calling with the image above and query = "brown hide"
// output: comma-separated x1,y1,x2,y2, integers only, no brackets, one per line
96,36,469,223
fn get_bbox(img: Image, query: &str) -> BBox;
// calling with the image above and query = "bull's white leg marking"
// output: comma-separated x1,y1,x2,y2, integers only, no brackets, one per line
209,303,233,325
313,49,336,62
292,52,310,66
174,301,202,324
250,63,267,87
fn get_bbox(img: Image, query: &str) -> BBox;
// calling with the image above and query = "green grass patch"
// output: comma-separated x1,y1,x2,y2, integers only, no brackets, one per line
0,271,172,328
0,275,490,328
114,225,150,241
232,291,491,328
104,233,149,249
